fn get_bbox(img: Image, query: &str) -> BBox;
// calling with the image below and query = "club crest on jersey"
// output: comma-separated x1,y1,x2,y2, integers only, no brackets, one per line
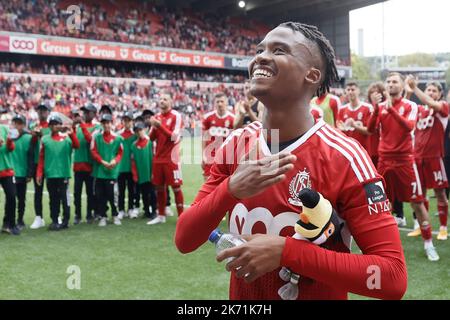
288,168,311,206
166,118,172,126
225,120,230,127
399,106,405,116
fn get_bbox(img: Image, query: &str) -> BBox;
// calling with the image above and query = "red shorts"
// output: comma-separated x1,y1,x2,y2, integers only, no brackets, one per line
415,157,448,190
378,158,424,203
152,162,183,187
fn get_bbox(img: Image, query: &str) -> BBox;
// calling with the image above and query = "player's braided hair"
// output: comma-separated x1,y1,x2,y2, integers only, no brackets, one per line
279,21,340,97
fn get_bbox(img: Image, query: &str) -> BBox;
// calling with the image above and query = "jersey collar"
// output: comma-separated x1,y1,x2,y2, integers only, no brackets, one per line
259,119,326,156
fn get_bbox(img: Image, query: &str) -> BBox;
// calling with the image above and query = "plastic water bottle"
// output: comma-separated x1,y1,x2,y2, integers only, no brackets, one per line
208,229,246,263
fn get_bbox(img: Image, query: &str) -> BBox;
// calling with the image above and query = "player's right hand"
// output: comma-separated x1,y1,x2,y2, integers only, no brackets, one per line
228,152,296,199
405,74,417,90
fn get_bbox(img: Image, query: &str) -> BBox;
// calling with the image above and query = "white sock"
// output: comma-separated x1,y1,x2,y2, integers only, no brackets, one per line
424,240,434,250
413,219,419,230
440,226,448,232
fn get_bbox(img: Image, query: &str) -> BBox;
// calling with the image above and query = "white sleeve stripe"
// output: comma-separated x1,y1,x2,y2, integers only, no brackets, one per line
248,121,263,130
247,122,261,131
173,111,182,135
408,101,418,121
436,113,448,131
322,126,376,179
316,131,364,183
244,126,255,134
321,127,374,180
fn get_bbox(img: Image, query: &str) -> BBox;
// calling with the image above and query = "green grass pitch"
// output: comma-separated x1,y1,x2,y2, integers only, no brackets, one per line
0,137,449,299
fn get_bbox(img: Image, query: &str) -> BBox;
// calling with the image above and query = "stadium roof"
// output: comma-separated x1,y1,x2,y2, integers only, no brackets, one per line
165,0,386,22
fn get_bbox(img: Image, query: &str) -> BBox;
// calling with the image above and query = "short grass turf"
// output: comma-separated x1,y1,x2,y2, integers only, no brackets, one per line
0,137,449,299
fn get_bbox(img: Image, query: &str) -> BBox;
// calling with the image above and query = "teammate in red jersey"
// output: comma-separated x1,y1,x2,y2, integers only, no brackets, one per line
336,82,373,150
147,92,185,225
175,22,407,300
202,93,235,179
406,77,449,241
368,72,439,261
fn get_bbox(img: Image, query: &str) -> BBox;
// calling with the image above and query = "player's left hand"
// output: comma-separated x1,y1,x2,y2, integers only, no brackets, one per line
385,92,392,109
217,234,286,283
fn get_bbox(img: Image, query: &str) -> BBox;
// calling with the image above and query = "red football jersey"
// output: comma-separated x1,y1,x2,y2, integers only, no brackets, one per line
202,111,235,163
176,120,406,300
373,98,418,159
414,102,449,159
337,102,373,150
149,109,183,164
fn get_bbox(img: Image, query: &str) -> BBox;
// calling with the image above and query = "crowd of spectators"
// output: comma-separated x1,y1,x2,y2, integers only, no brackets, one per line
0,61,247,83
0,0,264,56
0,75,244,125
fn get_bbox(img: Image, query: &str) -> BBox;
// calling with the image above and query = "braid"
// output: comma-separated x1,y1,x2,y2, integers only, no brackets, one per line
279,21,340,96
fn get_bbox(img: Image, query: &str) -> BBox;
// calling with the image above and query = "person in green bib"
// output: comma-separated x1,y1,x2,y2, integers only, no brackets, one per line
130,122,157,220
0,116,19,235
10,114,33,230
30,103,51,229
90,113,124,227
310,92,341,126
36,115,80,231
73,103,101,225
117,111,138,219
